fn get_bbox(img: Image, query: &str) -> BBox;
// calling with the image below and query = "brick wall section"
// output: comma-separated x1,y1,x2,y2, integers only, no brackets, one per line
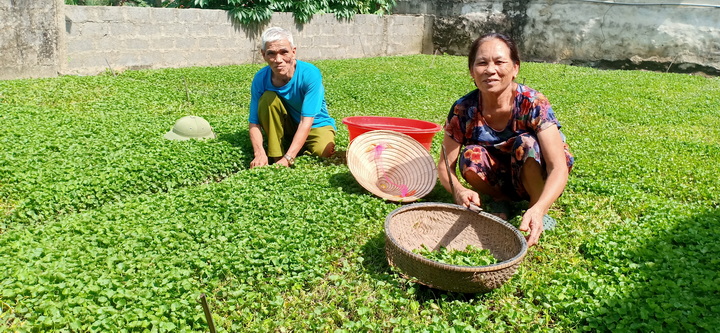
63,7,431,76
0,0,63,80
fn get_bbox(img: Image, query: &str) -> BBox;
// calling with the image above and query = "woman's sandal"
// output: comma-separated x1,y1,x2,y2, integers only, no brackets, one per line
543,214,557,231
484,200,514,220
484,199,557,231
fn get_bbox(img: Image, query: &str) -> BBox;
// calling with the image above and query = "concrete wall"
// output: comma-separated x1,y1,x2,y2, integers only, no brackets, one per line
2,0,717,79
394,0,720,75
0,0,65,80
62,6,432,76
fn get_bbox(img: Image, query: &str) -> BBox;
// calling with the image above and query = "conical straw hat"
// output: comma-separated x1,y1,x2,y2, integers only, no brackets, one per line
347,130,437,202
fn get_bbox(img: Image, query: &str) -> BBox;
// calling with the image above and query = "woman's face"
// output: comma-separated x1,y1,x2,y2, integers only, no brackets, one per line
470,38,519,94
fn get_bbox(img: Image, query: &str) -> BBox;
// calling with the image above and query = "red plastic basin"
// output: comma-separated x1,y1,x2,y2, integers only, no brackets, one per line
342,116,442,151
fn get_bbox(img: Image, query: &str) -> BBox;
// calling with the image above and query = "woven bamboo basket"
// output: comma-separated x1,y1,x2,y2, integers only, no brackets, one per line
385,202,528,293
346,130,436,202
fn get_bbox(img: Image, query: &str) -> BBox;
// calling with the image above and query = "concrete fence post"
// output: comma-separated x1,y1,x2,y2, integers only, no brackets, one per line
0,0,64,80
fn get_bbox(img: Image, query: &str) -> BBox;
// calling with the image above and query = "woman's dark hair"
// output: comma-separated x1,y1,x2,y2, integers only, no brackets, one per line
467,33,521,71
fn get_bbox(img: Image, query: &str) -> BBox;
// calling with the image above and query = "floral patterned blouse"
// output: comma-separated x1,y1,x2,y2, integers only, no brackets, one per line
445,84,565,154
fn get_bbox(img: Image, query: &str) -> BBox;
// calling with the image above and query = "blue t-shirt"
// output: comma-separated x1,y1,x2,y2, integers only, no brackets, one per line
249,60,336,130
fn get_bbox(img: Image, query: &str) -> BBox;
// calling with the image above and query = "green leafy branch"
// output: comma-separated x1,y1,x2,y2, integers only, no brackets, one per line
175,0,396,25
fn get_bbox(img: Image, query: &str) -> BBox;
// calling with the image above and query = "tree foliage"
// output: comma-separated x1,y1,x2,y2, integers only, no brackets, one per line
65,0,154,6
184,0,396,24
65,0,397,25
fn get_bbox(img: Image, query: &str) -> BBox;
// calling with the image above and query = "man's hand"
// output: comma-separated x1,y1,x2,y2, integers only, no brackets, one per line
274,157,291,168
250,155,269,169
248,124,269,169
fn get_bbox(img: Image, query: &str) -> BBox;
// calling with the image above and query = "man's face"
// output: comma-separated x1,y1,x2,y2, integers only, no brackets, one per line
262,39,296,78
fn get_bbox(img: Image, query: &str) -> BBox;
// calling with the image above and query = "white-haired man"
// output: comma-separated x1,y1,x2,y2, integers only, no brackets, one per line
248,27,336,168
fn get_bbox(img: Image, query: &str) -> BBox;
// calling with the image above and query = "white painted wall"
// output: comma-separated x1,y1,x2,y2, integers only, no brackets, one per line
396,0,720,74
2,0,717,79
525,1,719,72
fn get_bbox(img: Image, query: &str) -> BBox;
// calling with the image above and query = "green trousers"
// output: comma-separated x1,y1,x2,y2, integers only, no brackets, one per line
258,91,336,158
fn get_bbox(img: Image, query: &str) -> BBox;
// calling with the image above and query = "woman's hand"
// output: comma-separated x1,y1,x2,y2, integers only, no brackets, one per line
519,206,546,247
518,125,569,247
456,188,481,209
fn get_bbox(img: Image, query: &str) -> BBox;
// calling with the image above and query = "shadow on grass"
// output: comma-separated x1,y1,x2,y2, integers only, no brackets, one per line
354,180,536,304
359,229,484,304
327,169,370,197
579,207,720,331
216,130,248,148
216,129,258,169
416,180,454,204
353,181,477,302
216,131,351,170
422,182,529,221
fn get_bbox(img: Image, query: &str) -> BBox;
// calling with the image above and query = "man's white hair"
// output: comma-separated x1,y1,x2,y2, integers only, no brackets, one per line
261,27,295,51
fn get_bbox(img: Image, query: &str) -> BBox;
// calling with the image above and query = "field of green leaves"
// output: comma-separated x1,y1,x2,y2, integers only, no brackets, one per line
1,55,718,332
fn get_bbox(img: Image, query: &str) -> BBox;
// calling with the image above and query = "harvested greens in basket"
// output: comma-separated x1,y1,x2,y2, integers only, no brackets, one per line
413,244,499,266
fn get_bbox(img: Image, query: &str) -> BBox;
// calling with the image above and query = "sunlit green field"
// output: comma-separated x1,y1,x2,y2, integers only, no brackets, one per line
1,55,718,332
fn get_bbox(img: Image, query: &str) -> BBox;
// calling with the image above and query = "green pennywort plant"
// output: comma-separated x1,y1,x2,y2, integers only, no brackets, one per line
414,244,499,266
1,56,718,332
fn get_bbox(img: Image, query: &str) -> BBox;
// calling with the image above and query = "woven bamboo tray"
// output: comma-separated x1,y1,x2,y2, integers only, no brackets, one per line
346,130,436,202
385,202,528,293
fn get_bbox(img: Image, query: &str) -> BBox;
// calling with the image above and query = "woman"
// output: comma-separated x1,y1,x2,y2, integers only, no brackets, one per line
438,33,574,247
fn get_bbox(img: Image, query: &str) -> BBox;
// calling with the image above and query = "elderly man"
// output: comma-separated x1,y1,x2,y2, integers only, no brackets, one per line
248,27,337,168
